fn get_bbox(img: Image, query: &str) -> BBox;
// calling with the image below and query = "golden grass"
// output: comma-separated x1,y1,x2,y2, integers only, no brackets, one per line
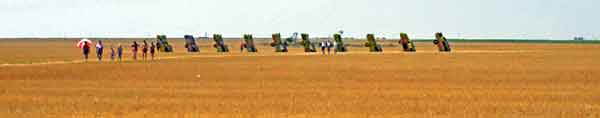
0,39,599,117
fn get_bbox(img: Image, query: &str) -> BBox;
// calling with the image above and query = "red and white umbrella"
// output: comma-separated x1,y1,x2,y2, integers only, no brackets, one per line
77,38,92,48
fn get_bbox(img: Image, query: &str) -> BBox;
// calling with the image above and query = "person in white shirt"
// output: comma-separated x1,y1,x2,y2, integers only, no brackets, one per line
325,40,332,54
96,40,104,61
320,41,327,55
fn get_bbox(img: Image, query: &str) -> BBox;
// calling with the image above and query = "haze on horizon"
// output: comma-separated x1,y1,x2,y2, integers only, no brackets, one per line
1,0,598,39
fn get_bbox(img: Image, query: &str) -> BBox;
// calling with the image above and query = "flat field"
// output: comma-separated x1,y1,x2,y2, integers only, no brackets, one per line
0,39,599,117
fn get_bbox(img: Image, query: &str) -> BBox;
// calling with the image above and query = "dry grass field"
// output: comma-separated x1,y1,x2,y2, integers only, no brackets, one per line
0,39,599,117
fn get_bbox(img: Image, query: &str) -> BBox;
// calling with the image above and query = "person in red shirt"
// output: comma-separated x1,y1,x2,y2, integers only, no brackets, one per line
82,42,91,61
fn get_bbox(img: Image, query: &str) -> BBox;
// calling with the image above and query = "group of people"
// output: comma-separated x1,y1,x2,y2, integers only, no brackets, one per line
319,40,336,55
130,40,157,61
80,40,157,62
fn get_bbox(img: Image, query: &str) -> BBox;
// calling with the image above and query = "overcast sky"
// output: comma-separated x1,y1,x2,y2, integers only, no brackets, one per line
1,0,598,39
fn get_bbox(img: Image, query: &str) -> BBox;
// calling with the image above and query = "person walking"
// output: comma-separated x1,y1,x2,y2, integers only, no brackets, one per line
117,44,123,61
131,41,139,60
320,40,327,55
142,40,148,61
155,41,161,54
96,40,104,61
82,41,91,61
110,45,115,61
150,42,156,60
326,40,332,54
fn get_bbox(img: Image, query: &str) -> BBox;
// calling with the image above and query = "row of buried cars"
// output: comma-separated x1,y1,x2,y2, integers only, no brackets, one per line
156,32,451,53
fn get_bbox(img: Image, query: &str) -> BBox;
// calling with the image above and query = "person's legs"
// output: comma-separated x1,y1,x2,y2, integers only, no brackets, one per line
97,50,102,61
83,49,86,60
154,51,158,59
84,53,88,61
133,52,137,60
83,48,89,61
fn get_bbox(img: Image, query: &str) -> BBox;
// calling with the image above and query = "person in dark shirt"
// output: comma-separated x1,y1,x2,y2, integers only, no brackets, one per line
150,42,156,60
82,42,90,61
117,44,123,61
142,40,148,61
131,41,139,60
155,42,161,54
110,45,115,61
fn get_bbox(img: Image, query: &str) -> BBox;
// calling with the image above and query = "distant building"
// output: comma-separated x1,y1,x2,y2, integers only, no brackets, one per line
574,37,584,41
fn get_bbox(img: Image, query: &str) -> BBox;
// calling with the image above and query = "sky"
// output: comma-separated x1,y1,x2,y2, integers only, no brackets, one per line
1,0,598,39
